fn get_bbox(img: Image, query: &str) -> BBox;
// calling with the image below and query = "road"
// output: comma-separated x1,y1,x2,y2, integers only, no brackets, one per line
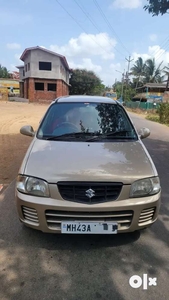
0,112,169,300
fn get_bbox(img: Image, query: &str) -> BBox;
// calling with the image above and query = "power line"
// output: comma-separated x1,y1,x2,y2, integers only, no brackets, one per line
73,0,126,58
55,0,120,58
151,36,169,57
152,39,169,59
93,0,131,55
156,45,169,61
155,40,169,61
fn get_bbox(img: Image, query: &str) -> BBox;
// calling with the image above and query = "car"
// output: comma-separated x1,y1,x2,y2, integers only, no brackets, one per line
15,95,161,234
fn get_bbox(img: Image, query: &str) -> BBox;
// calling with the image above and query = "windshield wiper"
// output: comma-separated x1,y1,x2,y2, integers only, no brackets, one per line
86,130,134,142
45,132,100,140
45,130,135,141
105,130,131,136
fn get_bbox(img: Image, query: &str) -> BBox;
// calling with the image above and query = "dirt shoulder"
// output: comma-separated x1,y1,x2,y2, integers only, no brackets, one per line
0,101,47,190
125,107,147,119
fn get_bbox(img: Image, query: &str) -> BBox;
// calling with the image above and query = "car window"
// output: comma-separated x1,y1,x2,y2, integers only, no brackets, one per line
37,102,137,140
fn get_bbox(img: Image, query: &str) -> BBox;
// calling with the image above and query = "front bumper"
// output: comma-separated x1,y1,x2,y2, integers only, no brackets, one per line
15,189,161,233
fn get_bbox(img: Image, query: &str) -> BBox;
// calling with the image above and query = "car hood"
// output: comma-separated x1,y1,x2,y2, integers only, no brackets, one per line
22,139,157,184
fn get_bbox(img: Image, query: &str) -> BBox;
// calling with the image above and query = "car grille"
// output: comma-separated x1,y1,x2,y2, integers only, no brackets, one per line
22,206,39,225
57,182,123,204
45,209,133,230
139,207,156,225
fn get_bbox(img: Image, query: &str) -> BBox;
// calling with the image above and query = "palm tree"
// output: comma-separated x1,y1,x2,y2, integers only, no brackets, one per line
163,64,169,90
144,58,163,83
130,57,145,88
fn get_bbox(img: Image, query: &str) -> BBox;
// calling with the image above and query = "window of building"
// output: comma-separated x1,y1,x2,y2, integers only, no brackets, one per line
23,70,25,77
35,82,44,90
25,64,27,72
48,83,56,91
39,61,52,71
28,63,30,71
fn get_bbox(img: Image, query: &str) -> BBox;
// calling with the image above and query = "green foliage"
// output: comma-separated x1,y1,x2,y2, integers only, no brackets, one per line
69,69,104,96
130,57,145,88
113,81,122,99
123,85,136,101
92,83,105,96
144,0,169,16
130,57,164,87
113,81,136,101
146,114,160,122
144,58,163,83
158,103,169,124
0,64,10,78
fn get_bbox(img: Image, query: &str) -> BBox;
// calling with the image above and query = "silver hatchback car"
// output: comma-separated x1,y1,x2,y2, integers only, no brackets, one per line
15,96,161,234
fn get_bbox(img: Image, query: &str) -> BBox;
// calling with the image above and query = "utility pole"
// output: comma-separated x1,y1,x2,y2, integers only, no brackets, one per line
125,56,134,85
125,56,134,101
121,70,125,101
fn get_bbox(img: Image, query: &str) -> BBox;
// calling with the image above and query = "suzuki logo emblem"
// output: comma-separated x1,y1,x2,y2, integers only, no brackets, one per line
85,188,95,199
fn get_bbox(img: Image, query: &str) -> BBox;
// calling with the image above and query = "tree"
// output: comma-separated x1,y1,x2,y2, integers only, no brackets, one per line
0,64,10,78
69,69,104,95
163,64,169,90
130,57,145,88
113,81,135,101
113,81,122,99
144,0,169,16
144,58,163,83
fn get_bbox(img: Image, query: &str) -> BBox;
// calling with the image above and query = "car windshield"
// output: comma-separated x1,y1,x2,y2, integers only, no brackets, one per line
37,101,137,141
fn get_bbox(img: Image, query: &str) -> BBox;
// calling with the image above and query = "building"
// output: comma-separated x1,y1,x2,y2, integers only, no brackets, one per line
0,78,19,97
132,83,169,102
103,89,117,100
16,46,71,102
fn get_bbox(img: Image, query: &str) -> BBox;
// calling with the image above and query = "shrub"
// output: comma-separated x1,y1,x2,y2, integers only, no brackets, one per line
158,103,169,124
146,115,159,122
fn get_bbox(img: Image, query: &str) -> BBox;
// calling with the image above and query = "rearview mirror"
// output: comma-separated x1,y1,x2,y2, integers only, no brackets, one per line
138,127,150,139
20,125,35,137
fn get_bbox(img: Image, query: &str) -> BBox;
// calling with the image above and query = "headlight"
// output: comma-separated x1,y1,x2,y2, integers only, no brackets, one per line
16,175,50,197
130,177,160,198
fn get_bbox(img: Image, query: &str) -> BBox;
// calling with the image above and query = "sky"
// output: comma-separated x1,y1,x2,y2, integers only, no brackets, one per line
0,0,169,85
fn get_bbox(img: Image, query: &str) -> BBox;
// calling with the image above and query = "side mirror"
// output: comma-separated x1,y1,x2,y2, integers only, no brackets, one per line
138,127,150,139
20,125,35,137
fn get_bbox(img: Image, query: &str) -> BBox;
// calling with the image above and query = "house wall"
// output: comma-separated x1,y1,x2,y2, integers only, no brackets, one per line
18,67,24,81
24,78,69,102
23,49,69,84
19,82,24,98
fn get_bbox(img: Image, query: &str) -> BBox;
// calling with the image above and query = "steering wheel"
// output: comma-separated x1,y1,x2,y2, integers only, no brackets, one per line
55,122,79,131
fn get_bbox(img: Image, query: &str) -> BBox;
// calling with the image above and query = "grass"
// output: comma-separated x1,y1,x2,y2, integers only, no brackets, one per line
126,107,169,126
146,114,160,123
146,113,169,126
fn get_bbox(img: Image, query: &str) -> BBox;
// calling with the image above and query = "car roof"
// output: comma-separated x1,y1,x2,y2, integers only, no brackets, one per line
55,95,118,104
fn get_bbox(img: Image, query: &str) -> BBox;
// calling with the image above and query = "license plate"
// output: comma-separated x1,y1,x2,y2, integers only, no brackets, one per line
61,222,118,234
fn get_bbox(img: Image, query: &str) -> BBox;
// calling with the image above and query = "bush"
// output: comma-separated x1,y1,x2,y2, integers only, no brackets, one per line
158,103,169,124
146,115,160,122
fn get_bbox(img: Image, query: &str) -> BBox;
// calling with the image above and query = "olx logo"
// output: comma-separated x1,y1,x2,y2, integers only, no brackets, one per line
129,274,157,290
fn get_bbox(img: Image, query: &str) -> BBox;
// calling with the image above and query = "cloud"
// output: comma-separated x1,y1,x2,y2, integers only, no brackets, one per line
6,43,21,50
149,34,157,42
111,0,142,9
69,58,102,73
50,32,117,60
132,51,151,62
68,59,123,86
132,45,169,68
